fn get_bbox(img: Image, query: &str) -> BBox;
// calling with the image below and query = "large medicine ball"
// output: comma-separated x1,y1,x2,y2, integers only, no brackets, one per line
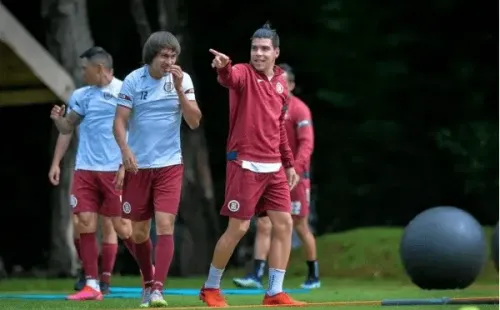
493,223,499,272
400,206,487,290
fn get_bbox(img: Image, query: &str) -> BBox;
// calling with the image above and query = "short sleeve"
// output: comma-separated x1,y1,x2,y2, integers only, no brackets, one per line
68,89,85,116
181,72,196,101
117,75,136,108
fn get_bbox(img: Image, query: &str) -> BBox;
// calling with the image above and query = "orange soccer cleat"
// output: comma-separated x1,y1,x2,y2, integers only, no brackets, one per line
263,292,306,306
199,286,228,307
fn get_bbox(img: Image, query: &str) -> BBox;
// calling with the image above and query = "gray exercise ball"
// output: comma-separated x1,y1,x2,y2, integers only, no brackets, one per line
400,206,487,290
493,223,499,272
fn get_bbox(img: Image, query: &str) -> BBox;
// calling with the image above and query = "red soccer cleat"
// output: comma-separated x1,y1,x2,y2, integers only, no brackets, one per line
199,286,228,307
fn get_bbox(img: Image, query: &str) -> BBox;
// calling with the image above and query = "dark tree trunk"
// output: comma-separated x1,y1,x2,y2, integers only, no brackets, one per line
159,0,220,276
130,0,151,45
41,0,94,277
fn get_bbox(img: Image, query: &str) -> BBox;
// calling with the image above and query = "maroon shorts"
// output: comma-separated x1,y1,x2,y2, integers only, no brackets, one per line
71,170,122,217
121,165,183,221
290,179,311,217
220,161,291,220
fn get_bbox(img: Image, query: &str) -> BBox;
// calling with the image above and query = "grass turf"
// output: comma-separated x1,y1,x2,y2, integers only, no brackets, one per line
0,227,497,309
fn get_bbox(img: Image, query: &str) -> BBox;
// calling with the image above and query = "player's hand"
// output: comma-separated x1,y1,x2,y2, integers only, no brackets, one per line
113,165,125,190
209,49,230,69
50,104,65,120
285,167,300,191
121,148,138,173
169,65,184,91
48,164,61,186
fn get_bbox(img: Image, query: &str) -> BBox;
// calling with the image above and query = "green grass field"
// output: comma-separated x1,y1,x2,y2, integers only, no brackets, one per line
0,227,497,310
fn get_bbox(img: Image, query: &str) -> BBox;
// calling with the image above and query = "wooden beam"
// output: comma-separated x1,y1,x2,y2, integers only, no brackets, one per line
0,43,45,87
0,3,75,104
0,88,59,107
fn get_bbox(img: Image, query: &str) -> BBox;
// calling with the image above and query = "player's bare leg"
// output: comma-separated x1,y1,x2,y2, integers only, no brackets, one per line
99,216,118,294
263,210,305,305
201,218,251,307
148,211,176,307
111,217,136,259
72,215,86,291
67,212,103,301
131,220,155,308
233,217,271,288
293,216,320,288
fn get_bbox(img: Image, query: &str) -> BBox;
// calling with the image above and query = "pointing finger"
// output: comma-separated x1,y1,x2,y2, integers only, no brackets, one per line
209,49,222,56
210,49,229,60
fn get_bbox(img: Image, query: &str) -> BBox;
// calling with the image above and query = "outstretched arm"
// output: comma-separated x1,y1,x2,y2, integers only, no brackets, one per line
209,49,245,89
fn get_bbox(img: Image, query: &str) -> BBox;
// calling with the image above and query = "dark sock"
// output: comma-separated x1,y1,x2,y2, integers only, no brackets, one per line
252,259,266,280
306,260,319,280
152,235,174,291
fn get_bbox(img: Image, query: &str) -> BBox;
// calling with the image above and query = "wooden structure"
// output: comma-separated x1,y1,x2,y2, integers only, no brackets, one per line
0,2,74,107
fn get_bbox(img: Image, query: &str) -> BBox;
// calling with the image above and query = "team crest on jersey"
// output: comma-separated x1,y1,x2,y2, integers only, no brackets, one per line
164,81,174,93
227,200,240,212
122,201,131,214
70,195,78,208
103,92,113,100
276,82,284,94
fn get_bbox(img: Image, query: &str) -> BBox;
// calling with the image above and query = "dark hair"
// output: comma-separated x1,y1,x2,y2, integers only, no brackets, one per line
279,63,295,82
251,22,280,48
142,31,181,65
80,46,113,69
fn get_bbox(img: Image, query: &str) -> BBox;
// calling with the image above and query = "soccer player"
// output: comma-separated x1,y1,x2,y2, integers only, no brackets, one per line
200,23,304,307
49,137,118,292
113,31,202,308
232,63,320,289
50,46,136,301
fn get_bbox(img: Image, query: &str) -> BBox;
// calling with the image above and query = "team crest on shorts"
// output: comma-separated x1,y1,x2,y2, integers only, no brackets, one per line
164,81,174,93
227,200,240,212
276,82,284,94
103,92,113,100
70,195,78,208
122,201,131,214
291,201,302,215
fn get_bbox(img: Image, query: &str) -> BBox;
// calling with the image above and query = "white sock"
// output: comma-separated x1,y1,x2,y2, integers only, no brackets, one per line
86,278,100,291
267,268,285,296
204,264,224,289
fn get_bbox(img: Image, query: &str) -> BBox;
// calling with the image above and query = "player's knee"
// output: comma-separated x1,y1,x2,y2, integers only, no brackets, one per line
131,221,151,243
269,212,293,237
77,212,98,232
293,217,310,236
256,217,272,236
155,212,175,235
112,217,133,239
225,218,251,241
72,215,80,236
101,217,117,240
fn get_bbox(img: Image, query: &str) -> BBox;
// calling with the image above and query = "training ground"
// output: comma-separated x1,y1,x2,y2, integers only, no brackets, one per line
0,227,497,309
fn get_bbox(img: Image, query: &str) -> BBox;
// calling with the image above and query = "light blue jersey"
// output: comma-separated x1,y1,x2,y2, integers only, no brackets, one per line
117,66,196,169
69,78,123,171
